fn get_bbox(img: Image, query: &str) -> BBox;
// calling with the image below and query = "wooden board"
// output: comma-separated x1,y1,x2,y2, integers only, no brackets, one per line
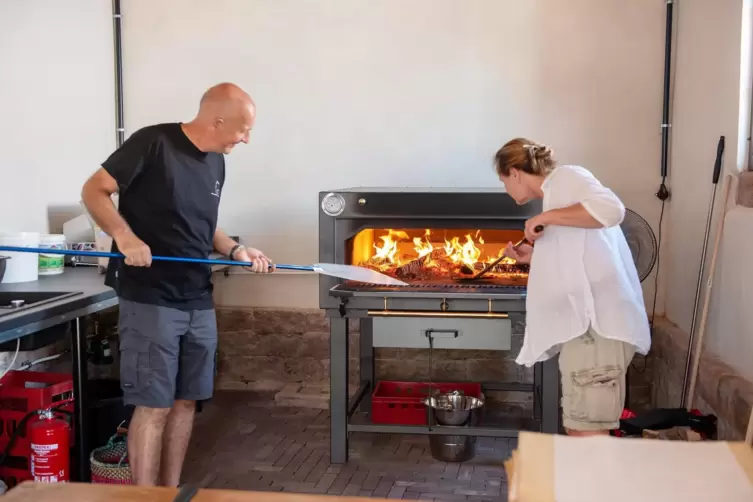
4,482,383,502
506,432,753,501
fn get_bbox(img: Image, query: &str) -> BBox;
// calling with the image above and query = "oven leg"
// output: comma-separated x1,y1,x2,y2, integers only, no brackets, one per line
359,318,374,414
71,317,91,481
540,356,561,434
330,317,349,464
533,362,543,421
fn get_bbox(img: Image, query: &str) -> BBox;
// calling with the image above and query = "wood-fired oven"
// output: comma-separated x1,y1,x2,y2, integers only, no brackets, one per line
319,187,560,464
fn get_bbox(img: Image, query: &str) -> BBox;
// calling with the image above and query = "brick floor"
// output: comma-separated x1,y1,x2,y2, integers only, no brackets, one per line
182,391,514,501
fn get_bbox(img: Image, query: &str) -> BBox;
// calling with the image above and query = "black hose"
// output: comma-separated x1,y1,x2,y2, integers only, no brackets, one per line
112,0,125,147
660,0,674,179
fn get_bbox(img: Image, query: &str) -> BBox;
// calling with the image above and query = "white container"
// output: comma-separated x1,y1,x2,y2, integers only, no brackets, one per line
38,234,66,275
0,232,41,283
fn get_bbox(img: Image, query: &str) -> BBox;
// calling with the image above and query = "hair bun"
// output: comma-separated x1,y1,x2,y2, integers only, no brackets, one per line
531,144,553,160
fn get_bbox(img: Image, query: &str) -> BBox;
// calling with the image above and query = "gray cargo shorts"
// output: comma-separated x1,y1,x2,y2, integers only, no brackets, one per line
118,298,218,408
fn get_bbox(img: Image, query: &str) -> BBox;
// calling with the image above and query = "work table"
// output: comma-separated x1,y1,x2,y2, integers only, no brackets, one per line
0,261,230,481
0,255,232,343
0,267,117,343
0,267,118,482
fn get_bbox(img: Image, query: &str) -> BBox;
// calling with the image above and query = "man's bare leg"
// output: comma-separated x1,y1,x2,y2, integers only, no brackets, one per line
159,399,196,487
128,406,171,486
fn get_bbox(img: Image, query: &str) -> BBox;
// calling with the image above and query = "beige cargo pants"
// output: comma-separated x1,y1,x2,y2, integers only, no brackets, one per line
558,328,635,431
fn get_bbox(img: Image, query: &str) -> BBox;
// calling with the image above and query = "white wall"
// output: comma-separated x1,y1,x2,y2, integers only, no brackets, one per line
3,0,750,384
706,206,753,382
664,0,745,332
121,0,667,309
663,0,753,383
0,0,115,234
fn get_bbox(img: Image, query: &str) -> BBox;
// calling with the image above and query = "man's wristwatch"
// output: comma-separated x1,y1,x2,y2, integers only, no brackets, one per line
229,244,245,261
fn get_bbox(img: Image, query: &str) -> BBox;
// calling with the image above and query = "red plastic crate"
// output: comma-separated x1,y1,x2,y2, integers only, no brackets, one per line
0,371,75,456
371,381,483,425
0,371,74,410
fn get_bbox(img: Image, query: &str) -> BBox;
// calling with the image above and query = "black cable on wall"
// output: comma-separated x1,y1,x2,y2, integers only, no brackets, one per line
651,0,677,327
112,0,125,148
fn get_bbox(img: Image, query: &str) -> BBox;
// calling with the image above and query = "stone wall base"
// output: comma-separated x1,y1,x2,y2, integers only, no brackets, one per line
652,317,753,440
216,307,655,414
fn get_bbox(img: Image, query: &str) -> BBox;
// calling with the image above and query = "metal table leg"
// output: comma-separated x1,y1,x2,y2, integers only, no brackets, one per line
540,356,561,434
329,317,349,464
359,318,374,414
71,317,90,481
533,362,543,421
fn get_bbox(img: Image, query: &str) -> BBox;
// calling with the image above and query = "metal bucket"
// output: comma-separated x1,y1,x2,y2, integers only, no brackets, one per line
428,434,477,463
423,391,485,463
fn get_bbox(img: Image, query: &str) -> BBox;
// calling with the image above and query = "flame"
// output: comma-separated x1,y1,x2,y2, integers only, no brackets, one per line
413,229,434,259
372,229,409,264
365,228,523,278
442,235,481,269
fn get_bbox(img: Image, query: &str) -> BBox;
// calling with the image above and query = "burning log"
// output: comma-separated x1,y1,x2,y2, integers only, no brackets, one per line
394,250,474,280
395,256,437,280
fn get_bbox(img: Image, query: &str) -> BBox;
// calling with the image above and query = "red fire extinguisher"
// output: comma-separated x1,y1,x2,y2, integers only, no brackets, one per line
29,409,70,483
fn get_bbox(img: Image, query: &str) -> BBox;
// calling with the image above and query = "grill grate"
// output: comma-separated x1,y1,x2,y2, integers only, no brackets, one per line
334,282,526,294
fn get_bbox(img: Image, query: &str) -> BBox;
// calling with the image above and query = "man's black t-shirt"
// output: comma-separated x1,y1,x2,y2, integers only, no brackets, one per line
102,123,225,310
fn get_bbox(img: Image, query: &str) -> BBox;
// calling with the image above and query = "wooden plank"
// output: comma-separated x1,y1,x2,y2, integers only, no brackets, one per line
4,482,395,502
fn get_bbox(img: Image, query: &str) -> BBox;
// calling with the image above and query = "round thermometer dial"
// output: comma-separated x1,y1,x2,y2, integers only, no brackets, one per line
321,193,346,216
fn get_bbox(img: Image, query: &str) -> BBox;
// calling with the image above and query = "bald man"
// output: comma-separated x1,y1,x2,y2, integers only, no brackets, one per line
81,83,273,486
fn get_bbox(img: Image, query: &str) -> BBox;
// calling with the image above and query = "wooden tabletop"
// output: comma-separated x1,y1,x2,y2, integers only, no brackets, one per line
5,482,379,502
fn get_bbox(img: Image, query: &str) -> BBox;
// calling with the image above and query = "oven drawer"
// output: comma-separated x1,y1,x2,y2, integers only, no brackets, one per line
372,317,512,351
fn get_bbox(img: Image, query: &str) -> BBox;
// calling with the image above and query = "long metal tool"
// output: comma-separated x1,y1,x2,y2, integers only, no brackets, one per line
466,225,543,282
0,246,409,286
684,174,732,410
681,136,725,407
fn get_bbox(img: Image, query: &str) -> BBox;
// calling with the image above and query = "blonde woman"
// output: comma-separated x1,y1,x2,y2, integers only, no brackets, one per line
496,138,651,437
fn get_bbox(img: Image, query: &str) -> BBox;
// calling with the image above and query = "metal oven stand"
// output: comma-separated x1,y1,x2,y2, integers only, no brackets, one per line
327,312,560,464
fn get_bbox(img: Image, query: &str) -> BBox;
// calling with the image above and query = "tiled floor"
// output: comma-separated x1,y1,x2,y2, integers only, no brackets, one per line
182,391,514,501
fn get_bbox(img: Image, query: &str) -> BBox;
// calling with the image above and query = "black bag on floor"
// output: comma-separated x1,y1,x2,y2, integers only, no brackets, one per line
617,408,717,439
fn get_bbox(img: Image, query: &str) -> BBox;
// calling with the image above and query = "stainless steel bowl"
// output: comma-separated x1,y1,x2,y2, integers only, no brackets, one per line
423,391,485,426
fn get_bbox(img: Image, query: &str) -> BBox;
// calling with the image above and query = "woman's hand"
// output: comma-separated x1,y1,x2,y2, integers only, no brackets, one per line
524,214,547,243
503,242,533,264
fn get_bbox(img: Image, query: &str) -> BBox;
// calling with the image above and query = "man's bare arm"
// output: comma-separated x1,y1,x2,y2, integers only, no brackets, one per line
81,168,152,266
81,168,130,239
213,229,239,257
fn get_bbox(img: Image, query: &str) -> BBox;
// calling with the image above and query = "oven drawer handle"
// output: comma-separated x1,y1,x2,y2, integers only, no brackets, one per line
368,310,509,319
425,329,459,339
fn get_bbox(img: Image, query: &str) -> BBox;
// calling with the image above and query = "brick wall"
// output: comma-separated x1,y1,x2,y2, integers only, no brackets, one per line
216,308,360,391
627,351,654,414
651,316,753,440
47,304,670,418
215,307,652,414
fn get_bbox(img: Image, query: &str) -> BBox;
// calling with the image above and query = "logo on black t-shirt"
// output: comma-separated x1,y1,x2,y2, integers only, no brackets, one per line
211,181,221,198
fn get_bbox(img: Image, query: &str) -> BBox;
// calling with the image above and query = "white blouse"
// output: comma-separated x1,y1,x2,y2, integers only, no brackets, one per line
515,165,652,367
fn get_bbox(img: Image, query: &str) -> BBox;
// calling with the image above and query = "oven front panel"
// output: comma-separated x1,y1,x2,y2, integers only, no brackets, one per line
319,189,541,309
